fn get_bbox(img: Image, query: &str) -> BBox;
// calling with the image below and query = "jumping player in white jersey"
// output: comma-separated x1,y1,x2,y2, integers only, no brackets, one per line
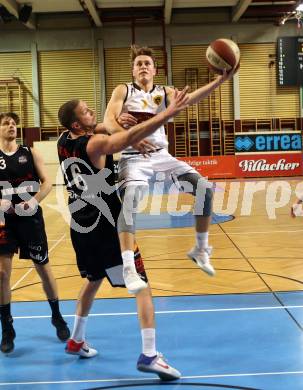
104,45,237,294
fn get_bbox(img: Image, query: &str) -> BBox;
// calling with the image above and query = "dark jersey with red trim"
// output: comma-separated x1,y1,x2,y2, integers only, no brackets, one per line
57,131,120,225
0,145,40,205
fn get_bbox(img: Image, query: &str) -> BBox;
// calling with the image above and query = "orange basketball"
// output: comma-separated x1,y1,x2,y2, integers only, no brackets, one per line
206,38,240,74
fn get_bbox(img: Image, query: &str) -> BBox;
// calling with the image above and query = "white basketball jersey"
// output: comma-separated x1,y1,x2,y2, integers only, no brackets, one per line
122,82,168,153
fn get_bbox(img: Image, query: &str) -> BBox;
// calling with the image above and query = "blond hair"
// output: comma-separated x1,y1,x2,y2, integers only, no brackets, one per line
130,45,156,67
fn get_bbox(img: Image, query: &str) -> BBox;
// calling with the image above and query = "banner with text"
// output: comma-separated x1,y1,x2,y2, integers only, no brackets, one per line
234,131,302,154
235,153,302,177
178,156,236,178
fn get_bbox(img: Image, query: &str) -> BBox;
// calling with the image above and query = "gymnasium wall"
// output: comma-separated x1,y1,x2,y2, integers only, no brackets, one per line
0,22,298,182
38,49,101,127
0,52,34,127
0,22,299,130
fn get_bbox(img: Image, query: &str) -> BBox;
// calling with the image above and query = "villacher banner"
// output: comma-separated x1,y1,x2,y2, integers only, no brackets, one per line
235,153,302,177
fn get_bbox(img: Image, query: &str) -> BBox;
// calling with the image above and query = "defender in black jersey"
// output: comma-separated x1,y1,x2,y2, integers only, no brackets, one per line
0,113,70,354
57,129,145,284
57,96,187,379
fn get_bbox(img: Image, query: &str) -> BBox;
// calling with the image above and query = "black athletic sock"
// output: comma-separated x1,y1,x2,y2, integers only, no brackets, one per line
0,303,11,321
48,298,61,318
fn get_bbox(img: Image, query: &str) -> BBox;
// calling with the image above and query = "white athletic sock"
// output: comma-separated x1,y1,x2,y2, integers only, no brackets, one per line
141,328,156,357
122,250,135,269
196,232,208,250
71,315,88,342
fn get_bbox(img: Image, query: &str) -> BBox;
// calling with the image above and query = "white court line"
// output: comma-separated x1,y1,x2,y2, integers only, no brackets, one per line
11,304,303,320
11,233,66,290
1,371,303,386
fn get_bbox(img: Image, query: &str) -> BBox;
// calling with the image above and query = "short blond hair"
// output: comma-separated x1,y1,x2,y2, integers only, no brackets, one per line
130,45,156,67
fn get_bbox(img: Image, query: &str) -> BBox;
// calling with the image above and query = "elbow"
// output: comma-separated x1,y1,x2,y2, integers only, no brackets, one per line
43,180,53,194
47,182,53,192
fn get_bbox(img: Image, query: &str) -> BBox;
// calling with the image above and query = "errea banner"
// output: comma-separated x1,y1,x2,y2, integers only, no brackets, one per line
234,131,302,154
236,153,302,177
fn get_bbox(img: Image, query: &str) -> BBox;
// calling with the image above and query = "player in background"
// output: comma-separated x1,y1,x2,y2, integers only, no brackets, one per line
0,112,70,354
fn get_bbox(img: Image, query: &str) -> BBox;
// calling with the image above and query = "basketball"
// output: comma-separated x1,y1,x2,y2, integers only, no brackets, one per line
206,38,240,74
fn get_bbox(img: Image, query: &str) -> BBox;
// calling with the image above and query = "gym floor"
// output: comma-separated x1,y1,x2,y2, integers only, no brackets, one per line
1,177,303,389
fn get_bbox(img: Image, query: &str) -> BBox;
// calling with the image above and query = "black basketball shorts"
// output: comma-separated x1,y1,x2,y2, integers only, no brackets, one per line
70,212,148,285
0,206,49,265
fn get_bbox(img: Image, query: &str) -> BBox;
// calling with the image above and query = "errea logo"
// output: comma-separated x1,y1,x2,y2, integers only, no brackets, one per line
235,136,254,151
235,132,302,154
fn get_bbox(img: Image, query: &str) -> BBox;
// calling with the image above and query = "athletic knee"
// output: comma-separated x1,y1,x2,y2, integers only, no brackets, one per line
118,185,146,234
33,260,50,273
117,209,136,234
194,187,213,217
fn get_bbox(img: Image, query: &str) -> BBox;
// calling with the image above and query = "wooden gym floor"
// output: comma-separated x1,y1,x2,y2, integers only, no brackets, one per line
9,176,303,302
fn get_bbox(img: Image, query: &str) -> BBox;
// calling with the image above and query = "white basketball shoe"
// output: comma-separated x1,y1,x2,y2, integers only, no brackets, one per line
123,266,148,294
65,339,98,358
187,246,215,276
137,352,181,381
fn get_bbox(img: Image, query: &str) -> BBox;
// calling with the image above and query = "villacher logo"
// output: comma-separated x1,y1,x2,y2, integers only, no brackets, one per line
239,158,300,172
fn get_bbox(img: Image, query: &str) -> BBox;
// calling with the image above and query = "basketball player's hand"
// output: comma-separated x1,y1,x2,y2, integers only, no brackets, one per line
219,64,239,82
167,86,190,117
117,113,137,129
133,139,156,157
0,199,14,214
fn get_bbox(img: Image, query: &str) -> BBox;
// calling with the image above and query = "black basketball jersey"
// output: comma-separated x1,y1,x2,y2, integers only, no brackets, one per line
0,145,40,205
57,131,120,224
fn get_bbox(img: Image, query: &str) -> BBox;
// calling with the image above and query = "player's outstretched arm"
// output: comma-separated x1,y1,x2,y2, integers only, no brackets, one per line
94,122,107,134
87,87,189,158
167,67,237,106
94,113,138,135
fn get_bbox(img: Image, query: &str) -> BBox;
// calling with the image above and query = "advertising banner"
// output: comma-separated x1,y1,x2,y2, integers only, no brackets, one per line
178,156,236,178
234,131,302,154
235,153,302,177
